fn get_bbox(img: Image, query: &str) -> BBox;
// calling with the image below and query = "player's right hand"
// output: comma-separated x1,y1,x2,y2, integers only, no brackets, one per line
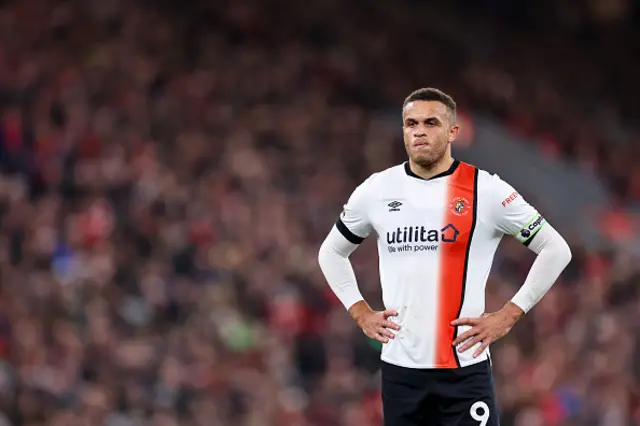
349,302,401,343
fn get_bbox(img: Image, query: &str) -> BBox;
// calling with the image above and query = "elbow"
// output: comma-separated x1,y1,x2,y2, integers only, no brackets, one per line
540,225,572,268
558,238,572,267
317,237,335,268
317,241,328,267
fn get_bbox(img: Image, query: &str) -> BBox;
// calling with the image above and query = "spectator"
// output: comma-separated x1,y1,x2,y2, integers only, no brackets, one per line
1,1,639,425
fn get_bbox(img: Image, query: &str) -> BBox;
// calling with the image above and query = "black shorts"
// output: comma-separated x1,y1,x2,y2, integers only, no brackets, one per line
381,360,499,426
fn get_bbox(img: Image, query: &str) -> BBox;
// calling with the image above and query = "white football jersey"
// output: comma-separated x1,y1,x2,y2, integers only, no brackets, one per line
337,160,545,369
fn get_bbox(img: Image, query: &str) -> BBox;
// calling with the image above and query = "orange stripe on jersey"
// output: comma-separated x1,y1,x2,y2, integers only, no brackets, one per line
436,162,478,368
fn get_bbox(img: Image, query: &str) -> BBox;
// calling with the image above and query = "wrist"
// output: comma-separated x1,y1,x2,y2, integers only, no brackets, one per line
502,301,525,324
348,300,372,324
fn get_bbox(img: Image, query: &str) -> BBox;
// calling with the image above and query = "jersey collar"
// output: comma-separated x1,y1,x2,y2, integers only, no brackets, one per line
404,159,460,181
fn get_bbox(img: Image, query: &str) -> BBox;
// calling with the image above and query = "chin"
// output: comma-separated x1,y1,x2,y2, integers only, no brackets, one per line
412,155,440,168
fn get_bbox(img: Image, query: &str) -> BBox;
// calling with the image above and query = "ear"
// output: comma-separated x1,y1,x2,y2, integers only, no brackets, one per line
449,124,460,143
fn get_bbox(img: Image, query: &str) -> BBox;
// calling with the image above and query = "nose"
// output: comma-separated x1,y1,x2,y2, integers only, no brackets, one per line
413,124,427,136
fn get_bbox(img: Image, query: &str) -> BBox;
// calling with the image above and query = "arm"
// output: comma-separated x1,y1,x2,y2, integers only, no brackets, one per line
317,175,400,342
317,226,364,311
488,175,572,315
510,223,572,314
453,175,571,356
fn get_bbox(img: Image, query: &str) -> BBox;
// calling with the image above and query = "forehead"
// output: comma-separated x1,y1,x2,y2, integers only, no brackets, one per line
403,101,449,120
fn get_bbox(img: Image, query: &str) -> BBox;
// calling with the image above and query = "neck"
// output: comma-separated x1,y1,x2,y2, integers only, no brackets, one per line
409,155,455,180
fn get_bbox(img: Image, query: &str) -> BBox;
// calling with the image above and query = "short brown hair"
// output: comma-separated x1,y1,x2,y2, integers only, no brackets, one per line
403,88,457,122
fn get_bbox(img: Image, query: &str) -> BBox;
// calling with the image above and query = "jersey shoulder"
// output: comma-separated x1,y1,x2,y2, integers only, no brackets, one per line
346,163,405,209
474,167,518,201
472,166,543,238
361,163,406,192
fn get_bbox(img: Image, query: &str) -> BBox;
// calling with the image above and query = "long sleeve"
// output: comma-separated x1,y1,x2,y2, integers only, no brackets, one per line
488,174,572,313
510,223,572,313
318,174,376,310
317,226,364,310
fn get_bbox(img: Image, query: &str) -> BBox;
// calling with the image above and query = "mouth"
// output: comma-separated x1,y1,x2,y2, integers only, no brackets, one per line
413,140,430,148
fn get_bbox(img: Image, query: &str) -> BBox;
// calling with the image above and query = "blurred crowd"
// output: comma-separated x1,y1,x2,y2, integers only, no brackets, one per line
1,0,640,425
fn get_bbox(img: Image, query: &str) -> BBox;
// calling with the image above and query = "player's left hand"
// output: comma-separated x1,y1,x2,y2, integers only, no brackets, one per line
450,302,525,358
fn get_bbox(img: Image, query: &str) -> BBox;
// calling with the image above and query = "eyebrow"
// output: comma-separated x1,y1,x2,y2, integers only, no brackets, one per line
404,116,442,122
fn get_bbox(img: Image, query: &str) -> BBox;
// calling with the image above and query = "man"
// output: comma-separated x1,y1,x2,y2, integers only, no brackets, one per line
317,88,572,426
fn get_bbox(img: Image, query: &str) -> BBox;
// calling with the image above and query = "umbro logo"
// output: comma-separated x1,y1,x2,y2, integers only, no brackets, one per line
388,201,402,212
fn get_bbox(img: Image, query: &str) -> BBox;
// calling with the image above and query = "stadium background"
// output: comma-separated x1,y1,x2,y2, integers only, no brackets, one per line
1,0,639,425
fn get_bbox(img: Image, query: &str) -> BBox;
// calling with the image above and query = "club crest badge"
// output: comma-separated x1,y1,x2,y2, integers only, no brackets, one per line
449,197,470,216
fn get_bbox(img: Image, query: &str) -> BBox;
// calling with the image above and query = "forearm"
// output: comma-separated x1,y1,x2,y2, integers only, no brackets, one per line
318,226,365,310
510,224,572,313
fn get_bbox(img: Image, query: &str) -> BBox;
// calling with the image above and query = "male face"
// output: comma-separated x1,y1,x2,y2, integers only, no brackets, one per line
402,101,459,168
